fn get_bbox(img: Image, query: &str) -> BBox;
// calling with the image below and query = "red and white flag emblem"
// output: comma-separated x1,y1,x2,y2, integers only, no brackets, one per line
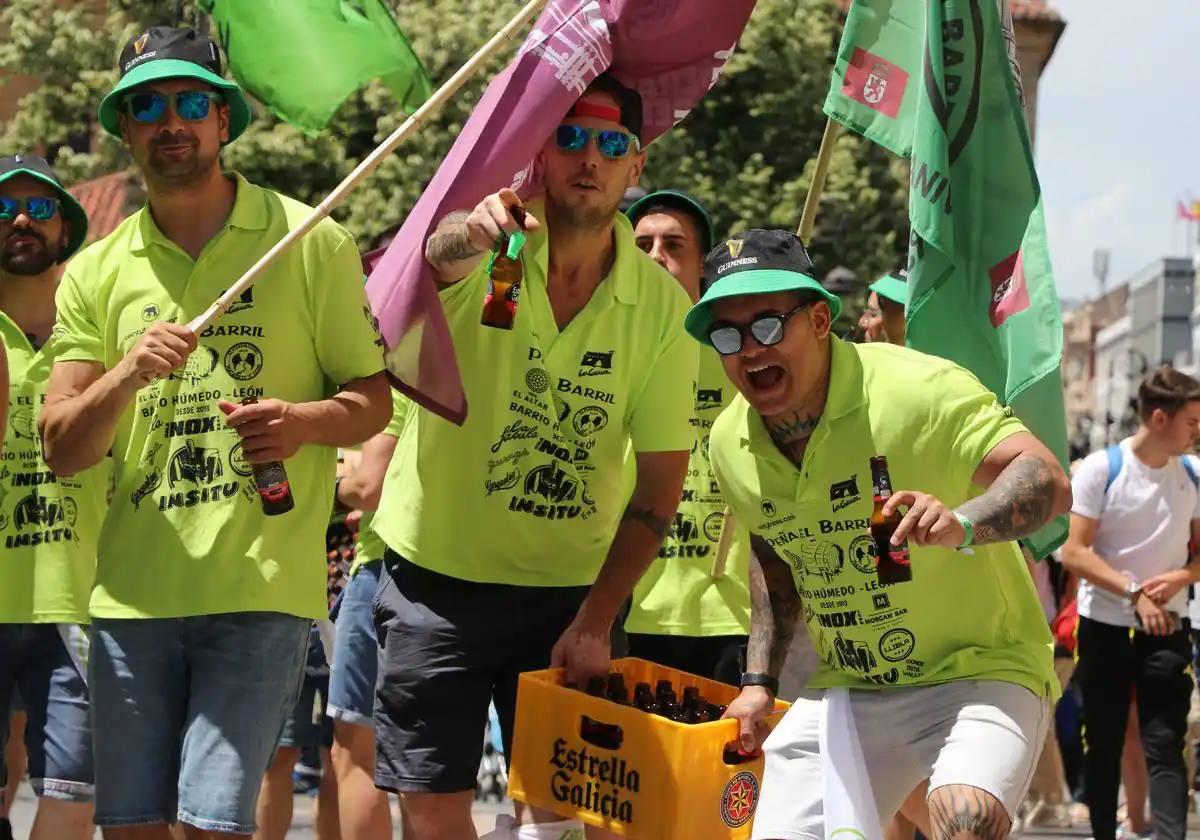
842,48,907,118
988,250,1031,327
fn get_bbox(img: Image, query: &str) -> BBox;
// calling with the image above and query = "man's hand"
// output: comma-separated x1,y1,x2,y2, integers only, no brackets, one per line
549,614,610,689
218,398,307,463
722,686,774,755
119,322,197,386
884,491,966,548
465,188,541,250
1141,569,1190,606
1135,593,1173,636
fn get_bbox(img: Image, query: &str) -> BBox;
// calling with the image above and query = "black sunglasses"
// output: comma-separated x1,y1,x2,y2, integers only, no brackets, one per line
707,302,812,355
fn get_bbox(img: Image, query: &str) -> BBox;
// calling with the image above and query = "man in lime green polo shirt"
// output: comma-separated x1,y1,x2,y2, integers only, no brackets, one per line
0,154,103,840
684,229,1072,840
38,27,390,839
623,189,750,685
372,74,695,839
858,270,907,345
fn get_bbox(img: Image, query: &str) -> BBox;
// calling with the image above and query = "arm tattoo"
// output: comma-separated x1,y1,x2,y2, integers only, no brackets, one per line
928,784,1010,840
955,452,1057,545
622,505,671,539
746,535,802,678
424,211,483,266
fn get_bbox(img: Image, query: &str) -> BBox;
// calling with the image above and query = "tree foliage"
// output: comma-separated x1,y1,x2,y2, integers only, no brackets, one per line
0,0,906,288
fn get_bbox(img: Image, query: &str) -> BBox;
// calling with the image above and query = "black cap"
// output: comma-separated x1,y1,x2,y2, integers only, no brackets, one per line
118,26,223,78
0,154,89,260
684,229,842,342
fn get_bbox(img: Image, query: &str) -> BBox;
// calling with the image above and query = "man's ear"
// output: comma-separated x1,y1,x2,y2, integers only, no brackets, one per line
627,149,647,188
218,103,230,144
120,113,132,146
811,301,834,340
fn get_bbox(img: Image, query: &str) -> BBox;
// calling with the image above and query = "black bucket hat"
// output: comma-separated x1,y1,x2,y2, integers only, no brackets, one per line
0,154,89,261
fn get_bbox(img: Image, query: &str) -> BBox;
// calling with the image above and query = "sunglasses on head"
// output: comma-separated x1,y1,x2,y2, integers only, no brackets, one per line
555,124,640,159
123,90,223,124
0,196,58,222
708,302,812,356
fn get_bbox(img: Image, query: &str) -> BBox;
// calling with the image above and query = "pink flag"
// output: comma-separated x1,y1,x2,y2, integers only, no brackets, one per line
366,0,756,424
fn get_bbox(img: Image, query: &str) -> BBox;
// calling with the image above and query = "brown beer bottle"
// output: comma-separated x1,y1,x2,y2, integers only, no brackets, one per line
240,397,294,516
633,682,658,714
585,676,606,697
605,672,629,706
479,214,527,330
870,455,912,584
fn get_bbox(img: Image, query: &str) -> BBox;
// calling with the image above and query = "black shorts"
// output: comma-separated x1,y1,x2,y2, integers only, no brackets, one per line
625,632,747,686
372,551,589,793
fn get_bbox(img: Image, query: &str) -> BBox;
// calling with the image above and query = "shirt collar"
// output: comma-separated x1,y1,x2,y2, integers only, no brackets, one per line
130,172,267,253
521,200,640,306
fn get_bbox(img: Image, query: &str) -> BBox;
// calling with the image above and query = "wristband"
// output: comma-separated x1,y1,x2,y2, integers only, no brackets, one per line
740,672,779,696
953,511,974,548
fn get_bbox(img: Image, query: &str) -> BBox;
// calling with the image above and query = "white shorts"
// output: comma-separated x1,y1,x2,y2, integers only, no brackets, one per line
751,680,1051,840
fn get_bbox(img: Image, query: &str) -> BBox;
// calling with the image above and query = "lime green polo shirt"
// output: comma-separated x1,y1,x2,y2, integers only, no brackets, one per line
51,173,385,620
351,391,409,577
0,313,109,623
709,338,1056,696
373,202,697,586
626,348,751,637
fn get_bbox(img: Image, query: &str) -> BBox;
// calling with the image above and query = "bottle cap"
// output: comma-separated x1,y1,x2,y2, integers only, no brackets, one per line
506,230,526,259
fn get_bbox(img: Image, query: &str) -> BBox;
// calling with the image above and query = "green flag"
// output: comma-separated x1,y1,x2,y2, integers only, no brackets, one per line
825,0,1069,557
200,0,432,134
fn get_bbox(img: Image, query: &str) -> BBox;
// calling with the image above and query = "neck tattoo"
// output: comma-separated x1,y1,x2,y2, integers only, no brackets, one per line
767,412,820,468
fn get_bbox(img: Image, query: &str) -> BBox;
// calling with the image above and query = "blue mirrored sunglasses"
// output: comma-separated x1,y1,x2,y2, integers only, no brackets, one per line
555,124,640,159
0,196,58,222
123,90,223,124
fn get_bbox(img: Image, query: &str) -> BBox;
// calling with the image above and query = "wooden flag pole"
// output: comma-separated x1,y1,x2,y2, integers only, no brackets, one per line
797,118,841,241
185,0,549,335
712,118,843,580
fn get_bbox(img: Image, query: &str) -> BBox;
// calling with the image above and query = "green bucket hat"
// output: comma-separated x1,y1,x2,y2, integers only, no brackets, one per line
684,229,842,344
625,189,716,254
869,270,908,306
0,154,89,261
98,26,251,143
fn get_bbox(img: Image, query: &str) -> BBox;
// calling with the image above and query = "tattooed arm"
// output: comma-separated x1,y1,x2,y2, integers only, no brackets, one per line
425,188,541,285
956,431,1072,545
549,449,689,686
745,534,802,678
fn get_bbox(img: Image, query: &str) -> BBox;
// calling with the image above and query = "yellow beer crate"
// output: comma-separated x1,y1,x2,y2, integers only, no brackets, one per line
508,657,790,840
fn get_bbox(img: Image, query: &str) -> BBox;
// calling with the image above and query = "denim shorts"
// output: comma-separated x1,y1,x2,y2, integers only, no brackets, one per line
0,623,93,801
327,559,382,727
90,612,309,833
279,674,333,751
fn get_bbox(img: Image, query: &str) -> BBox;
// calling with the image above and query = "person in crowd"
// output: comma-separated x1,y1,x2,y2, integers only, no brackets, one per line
857,269,906,345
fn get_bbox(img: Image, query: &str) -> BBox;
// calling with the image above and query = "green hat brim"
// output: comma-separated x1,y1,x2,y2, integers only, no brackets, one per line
684,268,843,344
0,168,89,260
869,274,908,306
98,59,251,143
625,190,715,253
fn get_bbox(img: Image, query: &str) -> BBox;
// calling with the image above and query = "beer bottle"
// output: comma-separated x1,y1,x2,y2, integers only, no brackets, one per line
585,676,606,697
241,397,294,516
681,686,700,712
633,682,658,714
605,672,629,706
655,680,675,705
870,455,912,584
480,208,528,330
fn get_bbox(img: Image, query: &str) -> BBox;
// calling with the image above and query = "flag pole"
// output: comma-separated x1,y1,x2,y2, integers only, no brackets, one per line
185,0,550,335
797,118,841,241
713,118,843,579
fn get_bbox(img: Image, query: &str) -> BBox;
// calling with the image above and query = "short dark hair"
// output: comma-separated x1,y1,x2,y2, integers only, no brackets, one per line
582,72,643,138
1137,365,1200,421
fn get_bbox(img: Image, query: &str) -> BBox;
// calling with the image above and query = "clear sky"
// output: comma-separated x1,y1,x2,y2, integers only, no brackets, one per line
1037,0,1200,303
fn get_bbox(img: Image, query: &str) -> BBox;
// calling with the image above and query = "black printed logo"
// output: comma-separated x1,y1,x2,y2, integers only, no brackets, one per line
572,406,608,437
557,400,572,423
833,631,878,674
849,534,877,574
167,441,224,487
170,346,221,387
224,342,263,380
670,512,699,542
525,368,549,394
485,468,521,496
879,628,915,662
13,490,63,529
703,511,725,542
523,463,579,504
761,499,777,518
228,442,253,477
130,469,162,509
873,593,891,610
141,303,160,322
830,476,861,512
578,350,613,376
697,388,723,410
224,286,254,315
800,540,844,582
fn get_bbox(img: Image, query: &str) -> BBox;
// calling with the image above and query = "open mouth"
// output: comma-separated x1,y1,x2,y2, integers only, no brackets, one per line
745,362,785,391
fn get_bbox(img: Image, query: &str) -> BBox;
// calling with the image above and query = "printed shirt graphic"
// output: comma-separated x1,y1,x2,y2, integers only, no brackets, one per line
709,339,1056,696
626,348,750,636
0,313,109,623
51,174,385,620
373,202,696,586
351,390,410,577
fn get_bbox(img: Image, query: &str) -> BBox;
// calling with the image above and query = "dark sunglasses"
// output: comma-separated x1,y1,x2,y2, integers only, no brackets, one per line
708,302,812,356
123,90,223,124
555,124,640,159
0,196,58,222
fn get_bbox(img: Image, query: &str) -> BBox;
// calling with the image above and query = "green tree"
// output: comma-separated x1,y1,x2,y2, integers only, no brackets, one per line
0,0,906,288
